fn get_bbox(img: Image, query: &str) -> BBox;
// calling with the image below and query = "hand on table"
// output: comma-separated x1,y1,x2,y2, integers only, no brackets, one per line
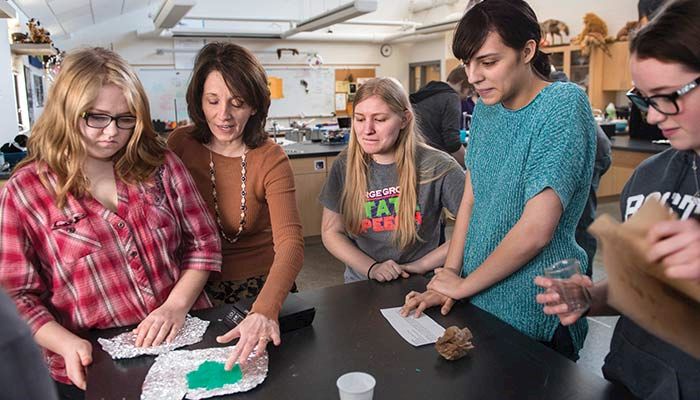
369,260,409,282
426,268,465,299
59,336,93,390
217,313,280,371
647,219,700,282
534,275,594,326
400,289,455,318
134,303,187,347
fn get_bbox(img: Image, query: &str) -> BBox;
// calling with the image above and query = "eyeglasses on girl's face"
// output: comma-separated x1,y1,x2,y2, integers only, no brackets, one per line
81,112,137,130
626,76,700,116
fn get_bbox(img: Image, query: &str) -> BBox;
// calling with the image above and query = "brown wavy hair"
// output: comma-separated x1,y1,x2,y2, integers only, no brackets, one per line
186,42,270,148
16,47,164,207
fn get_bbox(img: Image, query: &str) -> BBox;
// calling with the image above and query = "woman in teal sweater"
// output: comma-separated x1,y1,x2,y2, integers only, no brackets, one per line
401,0,596,360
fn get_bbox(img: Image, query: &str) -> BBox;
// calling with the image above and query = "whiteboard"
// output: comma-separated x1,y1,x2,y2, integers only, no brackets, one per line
137,69,191,123
266,68,335,118
137,67,335,122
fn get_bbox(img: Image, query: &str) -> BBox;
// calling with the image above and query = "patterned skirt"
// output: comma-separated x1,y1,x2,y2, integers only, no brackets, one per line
205,276,298,306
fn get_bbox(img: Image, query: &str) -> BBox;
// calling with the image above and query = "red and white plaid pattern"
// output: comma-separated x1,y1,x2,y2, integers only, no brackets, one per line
0,151,221,384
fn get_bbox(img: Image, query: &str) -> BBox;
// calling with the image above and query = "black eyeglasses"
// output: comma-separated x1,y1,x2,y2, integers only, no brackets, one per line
81,112,137,129
626,76,700,116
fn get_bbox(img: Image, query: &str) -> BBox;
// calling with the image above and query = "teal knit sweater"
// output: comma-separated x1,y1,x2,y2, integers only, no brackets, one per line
463,81,596,352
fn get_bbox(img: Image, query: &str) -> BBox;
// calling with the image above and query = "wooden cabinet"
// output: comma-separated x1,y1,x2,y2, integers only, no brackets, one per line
600,41,633,92
588,41,634,111
542,44,590,88
598,149,654,198
290,156,335,237
542,41,632,111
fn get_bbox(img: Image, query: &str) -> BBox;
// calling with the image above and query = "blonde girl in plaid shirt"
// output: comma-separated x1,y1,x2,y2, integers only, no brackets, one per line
0,48,222,397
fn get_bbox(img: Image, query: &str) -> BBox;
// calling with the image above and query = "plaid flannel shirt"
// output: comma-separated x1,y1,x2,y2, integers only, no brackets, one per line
0,151,221,383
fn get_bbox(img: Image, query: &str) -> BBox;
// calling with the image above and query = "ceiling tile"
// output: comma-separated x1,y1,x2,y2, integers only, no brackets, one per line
54,4,92,21
124,0,157,14
47,0,90,15
61,13,94,32
92,0,124,22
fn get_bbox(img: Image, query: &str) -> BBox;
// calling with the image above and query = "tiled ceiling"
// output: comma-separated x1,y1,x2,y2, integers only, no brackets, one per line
12,0,160,37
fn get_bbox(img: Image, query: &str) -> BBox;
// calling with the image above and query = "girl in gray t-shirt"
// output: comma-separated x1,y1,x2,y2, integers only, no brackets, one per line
319,77,465,283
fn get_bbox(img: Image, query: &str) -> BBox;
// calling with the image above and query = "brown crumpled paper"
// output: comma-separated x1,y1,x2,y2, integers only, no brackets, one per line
589,199,700,359
435,326,474,360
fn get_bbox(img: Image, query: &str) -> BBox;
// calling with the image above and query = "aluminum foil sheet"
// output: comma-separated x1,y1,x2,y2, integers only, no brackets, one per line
98,315,210,359
141,346,268,400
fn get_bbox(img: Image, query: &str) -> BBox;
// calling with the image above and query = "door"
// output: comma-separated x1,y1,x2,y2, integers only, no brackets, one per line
409,61,441,93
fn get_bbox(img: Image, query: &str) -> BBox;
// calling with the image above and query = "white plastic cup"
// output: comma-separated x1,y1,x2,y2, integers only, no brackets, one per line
336,372,375,400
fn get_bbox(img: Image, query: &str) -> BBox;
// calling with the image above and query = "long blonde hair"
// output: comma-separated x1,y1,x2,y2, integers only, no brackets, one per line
16,47,164,207
341,77,457,250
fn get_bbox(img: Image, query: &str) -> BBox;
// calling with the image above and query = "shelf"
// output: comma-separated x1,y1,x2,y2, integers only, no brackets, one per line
10,43,56,56
0,1,16,18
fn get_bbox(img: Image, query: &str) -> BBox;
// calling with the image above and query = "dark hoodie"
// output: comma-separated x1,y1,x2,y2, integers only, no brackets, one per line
409,81,462,153
602,148,700,400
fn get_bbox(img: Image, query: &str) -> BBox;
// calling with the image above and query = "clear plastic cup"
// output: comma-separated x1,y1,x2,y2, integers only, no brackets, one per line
336,372,375,400
543,259,591,315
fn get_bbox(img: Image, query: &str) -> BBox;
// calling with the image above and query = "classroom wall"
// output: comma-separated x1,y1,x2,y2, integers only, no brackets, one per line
0,20,19,145
62,26,411,99
59,15,404,71
47,0,642,124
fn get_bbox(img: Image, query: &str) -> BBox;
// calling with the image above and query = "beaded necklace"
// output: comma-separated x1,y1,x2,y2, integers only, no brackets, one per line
208,149,248,243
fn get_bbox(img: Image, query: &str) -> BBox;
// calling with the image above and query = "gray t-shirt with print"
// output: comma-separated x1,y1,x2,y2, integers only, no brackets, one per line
319,145,465,282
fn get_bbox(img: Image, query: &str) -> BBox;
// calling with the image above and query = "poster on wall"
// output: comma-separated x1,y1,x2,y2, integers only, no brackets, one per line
33,75,44,107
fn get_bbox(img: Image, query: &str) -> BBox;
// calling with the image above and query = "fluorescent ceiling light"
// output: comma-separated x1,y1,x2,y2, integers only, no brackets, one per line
0,1,17,19
414,18,460,35
153,0,195,29
282,0,377,39
171,30,282,39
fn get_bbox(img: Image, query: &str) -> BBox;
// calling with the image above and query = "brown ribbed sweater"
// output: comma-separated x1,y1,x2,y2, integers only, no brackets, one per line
168,127,304,319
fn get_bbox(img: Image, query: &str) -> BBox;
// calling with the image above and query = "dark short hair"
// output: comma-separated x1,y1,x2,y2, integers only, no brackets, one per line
186,42,270,148
631,0,700,72
452,0,551,79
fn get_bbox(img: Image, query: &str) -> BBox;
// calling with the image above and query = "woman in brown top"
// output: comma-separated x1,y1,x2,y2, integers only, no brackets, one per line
167,42,304,369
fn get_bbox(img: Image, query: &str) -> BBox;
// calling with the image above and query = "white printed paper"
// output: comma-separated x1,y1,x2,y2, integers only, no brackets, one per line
335,93,347,110
380,307,446,346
